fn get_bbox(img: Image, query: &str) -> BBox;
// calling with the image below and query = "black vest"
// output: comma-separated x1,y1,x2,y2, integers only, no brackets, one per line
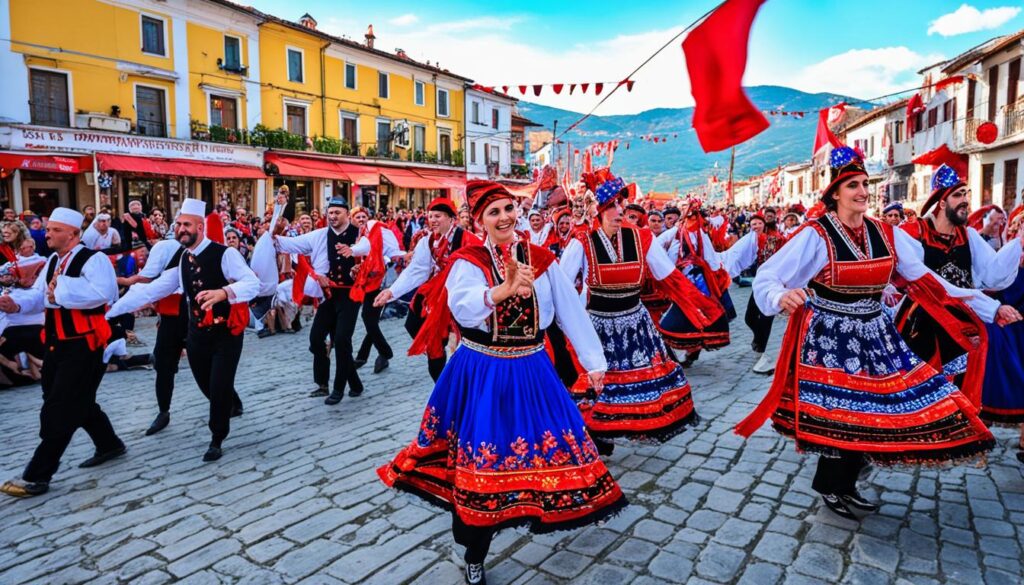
808,216,892,303
44,248,106,341
326,224,360,286
587,227,642,313
181,242,230,325
458,244,544,348
920,220,973,289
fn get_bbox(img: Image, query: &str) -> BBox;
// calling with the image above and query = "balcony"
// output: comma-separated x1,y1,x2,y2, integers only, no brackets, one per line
958,97,1024,151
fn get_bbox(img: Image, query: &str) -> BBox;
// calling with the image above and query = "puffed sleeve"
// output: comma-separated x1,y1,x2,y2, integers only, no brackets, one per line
548,261,606,373
558,238,587,285
445,259,492,329
968,228,1021,290
18,258,51,316
752,227,828,316
646,236,681,280
894,228,1000,322
388,236,433,300
54,251,119,309
274,230,317,255
221,246,261,303
720,231,758,278
657,226,680,262
106,266,181,319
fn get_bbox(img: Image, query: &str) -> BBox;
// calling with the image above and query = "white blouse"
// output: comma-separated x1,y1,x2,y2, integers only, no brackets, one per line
446,257,608,374
656,226,725,270
753,225,1001,321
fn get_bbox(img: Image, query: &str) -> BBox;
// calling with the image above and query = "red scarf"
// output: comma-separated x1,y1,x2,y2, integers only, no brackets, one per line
350,222,386,303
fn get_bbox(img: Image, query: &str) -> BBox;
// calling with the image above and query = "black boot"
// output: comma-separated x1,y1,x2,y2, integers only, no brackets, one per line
373,355,390,374
79,444,127,468
820,493,858,520
464,562,486,585
308,385,329,398
145,411,170,436
203,442,223,462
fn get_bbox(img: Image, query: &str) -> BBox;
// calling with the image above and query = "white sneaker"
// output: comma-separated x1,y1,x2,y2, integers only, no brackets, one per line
753,352,775,374
465,562,486,585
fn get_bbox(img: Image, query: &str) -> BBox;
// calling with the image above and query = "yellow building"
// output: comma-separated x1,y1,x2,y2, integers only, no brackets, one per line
0,0,469,218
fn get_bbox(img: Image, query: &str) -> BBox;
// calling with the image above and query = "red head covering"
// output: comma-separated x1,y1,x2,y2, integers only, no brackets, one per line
552,207,571,224
466,180,514,219
205,212,225,245
967,205,1001,231
1009,206,1024,227
428,197,458,217
806,201,827,220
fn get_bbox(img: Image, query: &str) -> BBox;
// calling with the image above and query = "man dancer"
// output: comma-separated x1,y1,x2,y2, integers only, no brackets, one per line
108,199,258,461
647,210,666,236
275,197,363,404
350,206,401,374
882,201,904,226
663,206,681,229
372,197,480,381
0,208,126,497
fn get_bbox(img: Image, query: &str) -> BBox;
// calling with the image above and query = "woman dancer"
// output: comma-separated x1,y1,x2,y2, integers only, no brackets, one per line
560,169,723,451
736,146,1001,520
379,180,625,585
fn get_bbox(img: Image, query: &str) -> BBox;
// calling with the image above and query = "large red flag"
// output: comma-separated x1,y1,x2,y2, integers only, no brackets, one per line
812,104,845,157
683,0,769,153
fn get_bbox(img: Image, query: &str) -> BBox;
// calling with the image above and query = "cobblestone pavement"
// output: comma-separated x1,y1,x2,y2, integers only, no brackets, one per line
1,287,1022,585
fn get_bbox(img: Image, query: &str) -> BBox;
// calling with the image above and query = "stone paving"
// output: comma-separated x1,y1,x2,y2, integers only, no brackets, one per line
1,287,1023,585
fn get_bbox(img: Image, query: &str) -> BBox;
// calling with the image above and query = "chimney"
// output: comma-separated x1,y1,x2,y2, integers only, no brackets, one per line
365,24,376,49
395,48,408,59
299,13,317,30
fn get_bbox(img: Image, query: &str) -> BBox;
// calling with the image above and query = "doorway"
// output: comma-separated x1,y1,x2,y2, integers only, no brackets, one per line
23,179,72,217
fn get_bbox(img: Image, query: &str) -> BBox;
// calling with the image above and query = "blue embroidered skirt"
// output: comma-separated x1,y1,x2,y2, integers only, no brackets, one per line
981,271,1024,425
379,340,626,531
658,265,731,352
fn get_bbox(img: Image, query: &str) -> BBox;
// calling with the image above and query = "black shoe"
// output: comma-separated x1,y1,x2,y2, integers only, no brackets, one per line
373,356,390,374
348,385,364,397
79,444,127,468
291,315,302,332
841,491,879,512
820,493,858,520
145,411,170,436
0,479,49,498
308,386,329,398
203,445,223,462
325,392,343,405
354,358,368,369
257,329,275,339
465,562,486,585
231,404,243,418
594,437,615,457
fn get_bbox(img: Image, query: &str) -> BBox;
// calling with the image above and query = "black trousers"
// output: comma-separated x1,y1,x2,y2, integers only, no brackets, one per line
23,339,123,483
0,324,44,360
545,323,580,388
405,296,446,382
744,299,775,354
452,513,495,564
153,313,188,413
355,289,394,362
811,451,866,496
310,291,363,394
185,326,244,445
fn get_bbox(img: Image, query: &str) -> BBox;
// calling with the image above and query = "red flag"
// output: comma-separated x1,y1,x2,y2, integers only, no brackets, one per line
502,85,509,94
682,0,770,153
569,84,576,95
594,83,604,95
626,80,635,92
812,104,844,157
553,84,564,95
518,85,527,95
581,83,589,94
533,85,543,96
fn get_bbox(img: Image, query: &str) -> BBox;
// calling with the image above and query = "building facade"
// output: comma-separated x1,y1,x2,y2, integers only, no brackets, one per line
465,86,515,180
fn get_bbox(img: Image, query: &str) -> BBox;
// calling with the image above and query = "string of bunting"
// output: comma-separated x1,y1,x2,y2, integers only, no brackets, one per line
474,79,636,97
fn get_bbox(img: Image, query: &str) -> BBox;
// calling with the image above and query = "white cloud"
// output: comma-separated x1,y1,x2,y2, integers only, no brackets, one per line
388,14,419,27
927,4,1020,37
787,47,943,99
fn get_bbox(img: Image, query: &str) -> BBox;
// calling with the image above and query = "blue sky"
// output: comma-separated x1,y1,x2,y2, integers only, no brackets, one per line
247,1,1024,114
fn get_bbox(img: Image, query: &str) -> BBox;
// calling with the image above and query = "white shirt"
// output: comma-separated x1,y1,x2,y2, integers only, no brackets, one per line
139,239,183,280
656,226,724,270
82,222,121,251
528,223,552,246
106,236,260,319
274,226,349,278
899,226,1021,291
387,232,444,300
446,257,607,374
350,220,403,263
753,225,1001,321
18,244,119,318
719,231,759,279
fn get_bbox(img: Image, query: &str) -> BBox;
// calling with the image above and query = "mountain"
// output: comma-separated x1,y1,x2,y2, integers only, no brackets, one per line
517,86,856,192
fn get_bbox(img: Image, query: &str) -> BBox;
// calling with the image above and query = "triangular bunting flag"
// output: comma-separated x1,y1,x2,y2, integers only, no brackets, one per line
581,83,589,93
594,83,604,95
533,85,542,96
518,85,527,95
553,84,564,95
569,84,576,95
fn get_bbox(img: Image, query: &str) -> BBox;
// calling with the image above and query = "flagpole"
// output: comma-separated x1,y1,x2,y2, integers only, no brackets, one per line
728,146,735,204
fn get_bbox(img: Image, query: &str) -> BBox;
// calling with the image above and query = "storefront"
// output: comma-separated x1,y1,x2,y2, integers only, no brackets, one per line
0,152,94,217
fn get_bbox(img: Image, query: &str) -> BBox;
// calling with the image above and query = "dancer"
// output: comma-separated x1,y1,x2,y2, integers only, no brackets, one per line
0,208,126,497
736,147,1003,520
560,170,722,449
274,197,363,403
373,197,481,381
108,199,259,461
350,206,401,374
379,180,624,585
896,165,1021,403
882,201,904,226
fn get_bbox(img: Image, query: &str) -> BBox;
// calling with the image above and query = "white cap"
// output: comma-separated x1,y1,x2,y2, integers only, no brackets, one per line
528,208,542,218
49,207,84,228
180,198,207,218
96,212,111,221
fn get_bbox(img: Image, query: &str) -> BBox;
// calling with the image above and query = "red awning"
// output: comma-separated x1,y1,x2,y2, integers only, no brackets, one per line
415,168,466,190
96,154,264,179
265,152,350,180
334,162,380,185
0,153,93,174
912,144,968,178
380,168,442,190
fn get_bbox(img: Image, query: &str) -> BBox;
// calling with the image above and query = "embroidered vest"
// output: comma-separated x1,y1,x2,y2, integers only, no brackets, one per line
916,219,973,289
457,242,543,348
43,248,110,345
583,226,645,313
326,224,360,287
181,243,232,326
808,214,895,303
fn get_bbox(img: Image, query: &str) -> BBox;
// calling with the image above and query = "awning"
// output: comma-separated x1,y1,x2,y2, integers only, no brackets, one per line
415,168,466,190
334,162,379,186
0,153,93,174
380,168,442,190
264,152,350,181
96,153,264,179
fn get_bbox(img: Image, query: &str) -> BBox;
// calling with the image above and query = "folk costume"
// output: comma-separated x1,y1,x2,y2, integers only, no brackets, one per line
379,181,624,584
559,171,724,443
350,214,402,373
736,148,995,519
2,208,125,497
383,198,482,382
274,197,364,403
108,199,259,461
895,165,1020,404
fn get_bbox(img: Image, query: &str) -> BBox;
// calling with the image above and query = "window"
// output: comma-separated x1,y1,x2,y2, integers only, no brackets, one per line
927,107,938,128
492,109,499,129
136,85,167,137
141,15,165,56
378,72,389,99
286,103,306,136
414,80,425,106
869,136,874,157
469,141,477,164
439,131,452,162
942,100,952,123
981,163,995,205
377,120,391,155
1009,58,1021,105
893,120,904,143
340,113,358,152
29,69,70,127
287,48,304,83
223,36,242,71
988,66,999,121
414,125,426,154
471,102,480,124
210,94,237,129
914,110,924,131
437,88,450,117
344,63,357,90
